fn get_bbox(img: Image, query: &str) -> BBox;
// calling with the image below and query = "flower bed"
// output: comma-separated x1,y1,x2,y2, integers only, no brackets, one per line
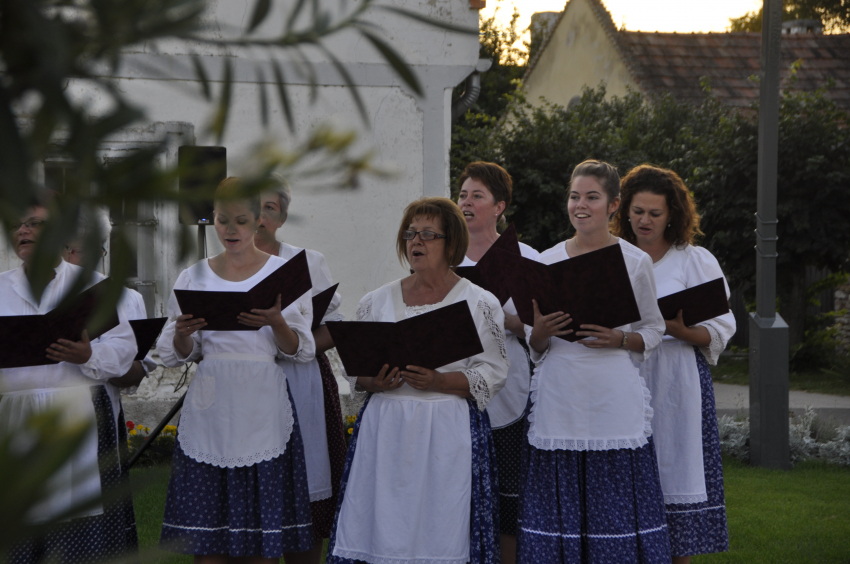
126,420,177,467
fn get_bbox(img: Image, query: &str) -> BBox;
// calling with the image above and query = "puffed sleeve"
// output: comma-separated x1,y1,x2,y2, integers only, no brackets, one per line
463,290,510,411
157,269,202,367
277,291,316,363
78,307,137,381
628,253,666,363
307,250,344,324
687,247,737,365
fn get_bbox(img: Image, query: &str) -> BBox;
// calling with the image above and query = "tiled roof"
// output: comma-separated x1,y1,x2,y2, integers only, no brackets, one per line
621,31,850,109
523,0,850,111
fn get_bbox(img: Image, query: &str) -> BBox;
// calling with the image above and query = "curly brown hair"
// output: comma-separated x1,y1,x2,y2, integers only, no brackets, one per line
613,165,703,246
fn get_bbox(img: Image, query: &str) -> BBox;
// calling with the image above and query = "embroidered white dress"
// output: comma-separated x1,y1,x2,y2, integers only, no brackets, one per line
156,255,315,468
639,244,736,504
332,278,509,564
277,242,344,502
0,261,137,523
526,239,665,451
459,241,539,428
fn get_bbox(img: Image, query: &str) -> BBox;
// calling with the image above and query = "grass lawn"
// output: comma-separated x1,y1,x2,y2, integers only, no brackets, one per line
695,457,850,564
132,458,850,564
711,355,850,396
131,465,190,564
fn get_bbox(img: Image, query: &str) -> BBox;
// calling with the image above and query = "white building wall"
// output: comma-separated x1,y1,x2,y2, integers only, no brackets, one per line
2,0,481,321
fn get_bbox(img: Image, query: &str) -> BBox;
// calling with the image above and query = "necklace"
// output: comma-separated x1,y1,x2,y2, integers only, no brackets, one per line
572,232,612,256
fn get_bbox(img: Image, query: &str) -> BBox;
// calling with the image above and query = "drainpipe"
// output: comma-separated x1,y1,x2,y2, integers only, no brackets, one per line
451,59,492,122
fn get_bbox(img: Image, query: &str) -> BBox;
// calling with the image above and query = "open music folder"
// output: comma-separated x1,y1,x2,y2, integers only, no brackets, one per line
311,283,339,331
657,278,730,327
508,244,642,342
129,317,167,361
174,250,312,331
326,301,484,376
0,278,120,368
455,223,521,305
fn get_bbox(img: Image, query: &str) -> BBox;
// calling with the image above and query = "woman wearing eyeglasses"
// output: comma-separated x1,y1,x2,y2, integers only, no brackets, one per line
253,175,347,564
0,197,139,564
456,161,538,564
326,197,508,564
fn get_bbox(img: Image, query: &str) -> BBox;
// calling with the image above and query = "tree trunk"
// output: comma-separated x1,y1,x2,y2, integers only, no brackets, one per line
781,269,808,349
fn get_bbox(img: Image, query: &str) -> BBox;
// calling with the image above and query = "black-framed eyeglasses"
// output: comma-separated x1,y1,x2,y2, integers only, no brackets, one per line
402,230,446,241
11,218,45,232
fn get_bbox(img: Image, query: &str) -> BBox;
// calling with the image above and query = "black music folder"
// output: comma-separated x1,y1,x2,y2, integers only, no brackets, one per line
311,283,339,331
509,244,641,342
326,301,484,376
657,278,729,327
129,318,167,361
0,278,120,369
174,250,312,331
455,223,521,305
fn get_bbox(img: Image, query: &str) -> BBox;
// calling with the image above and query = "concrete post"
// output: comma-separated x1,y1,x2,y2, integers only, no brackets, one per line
749,0,790,470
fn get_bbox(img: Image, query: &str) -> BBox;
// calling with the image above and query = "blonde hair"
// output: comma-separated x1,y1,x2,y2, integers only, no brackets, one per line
214,176,261,218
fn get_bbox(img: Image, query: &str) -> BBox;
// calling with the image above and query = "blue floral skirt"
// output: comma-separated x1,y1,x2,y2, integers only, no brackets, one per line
159,389,313,557
8,385,139,564
326,395,501,564
517,437,671,564
664,349,729,556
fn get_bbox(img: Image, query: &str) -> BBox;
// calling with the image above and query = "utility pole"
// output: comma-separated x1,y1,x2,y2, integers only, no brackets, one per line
749,0,790,470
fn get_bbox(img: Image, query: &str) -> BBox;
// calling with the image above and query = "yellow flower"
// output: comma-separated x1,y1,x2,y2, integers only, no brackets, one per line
129,429,137,436
347,428,353,435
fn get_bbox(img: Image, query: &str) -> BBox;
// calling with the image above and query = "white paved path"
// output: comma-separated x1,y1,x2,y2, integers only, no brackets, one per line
713,382,850,425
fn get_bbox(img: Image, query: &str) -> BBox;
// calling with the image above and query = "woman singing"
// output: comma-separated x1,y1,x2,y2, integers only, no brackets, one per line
157,177,315,563
456,161,538,564
518,160,671,563
253,174,347,564
327,197,508,564
614,164,734,563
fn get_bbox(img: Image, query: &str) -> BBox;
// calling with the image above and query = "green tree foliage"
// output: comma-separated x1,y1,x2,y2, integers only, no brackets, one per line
450,6,527,189
690,81,850,347
456,82,850,348
729,0,850,33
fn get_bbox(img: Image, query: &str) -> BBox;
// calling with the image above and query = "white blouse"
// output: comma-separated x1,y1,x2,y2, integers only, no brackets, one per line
277,242,343,502
459,241,539,428
345,277,509,410
99,288,158,440
526,239,665,451
640,244,736,504
156,255,315,468
332,278,508,564
0,260,137,523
